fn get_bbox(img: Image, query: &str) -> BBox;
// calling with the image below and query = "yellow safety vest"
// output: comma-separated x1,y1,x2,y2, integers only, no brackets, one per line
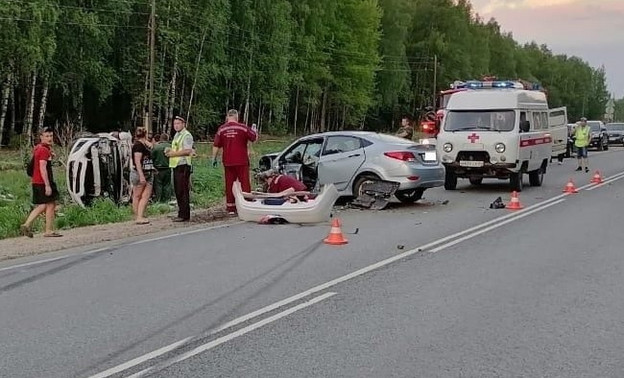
169,129,192,168
574,126,590,148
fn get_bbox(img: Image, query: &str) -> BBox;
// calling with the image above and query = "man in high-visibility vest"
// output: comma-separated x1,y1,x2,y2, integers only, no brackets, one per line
573,117,591,173
165,116,194,222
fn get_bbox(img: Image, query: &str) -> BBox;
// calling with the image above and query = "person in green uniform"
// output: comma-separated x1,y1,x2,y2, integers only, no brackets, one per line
152,133,172,203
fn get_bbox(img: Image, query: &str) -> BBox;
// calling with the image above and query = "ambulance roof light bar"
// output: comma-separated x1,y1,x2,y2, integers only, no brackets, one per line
450,80,543,91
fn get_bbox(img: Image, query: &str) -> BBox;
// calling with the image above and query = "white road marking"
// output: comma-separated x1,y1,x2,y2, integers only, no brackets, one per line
430,199,566,253
126,292,338,378
126,221,245,246
89,190,577,378
0,248,109,273
13,170,624,378
0,222,242,273
585,171,624,191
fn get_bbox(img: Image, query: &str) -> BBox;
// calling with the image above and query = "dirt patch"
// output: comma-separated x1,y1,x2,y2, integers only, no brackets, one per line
0,207,234,262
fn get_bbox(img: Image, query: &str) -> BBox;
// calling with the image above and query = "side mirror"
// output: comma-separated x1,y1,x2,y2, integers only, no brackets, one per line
520,120,530,133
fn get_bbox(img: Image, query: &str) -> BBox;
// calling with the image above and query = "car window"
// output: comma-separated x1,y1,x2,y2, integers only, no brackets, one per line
282,138,324,164
587,121,602,131
444,110,515,132
322,136,362,156
606,123,624,131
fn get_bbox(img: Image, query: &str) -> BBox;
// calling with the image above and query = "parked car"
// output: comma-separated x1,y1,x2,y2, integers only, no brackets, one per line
258,131,445,203
587,120,609,151
606,122,624,146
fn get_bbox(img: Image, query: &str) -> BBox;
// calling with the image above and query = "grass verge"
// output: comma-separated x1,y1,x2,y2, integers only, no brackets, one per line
0,136,291,240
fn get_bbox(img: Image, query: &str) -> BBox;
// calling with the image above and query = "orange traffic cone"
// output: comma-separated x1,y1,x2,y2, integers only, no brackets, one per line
506,191,524,210
323,218,348,245
591,171,603,184
563,178,578,194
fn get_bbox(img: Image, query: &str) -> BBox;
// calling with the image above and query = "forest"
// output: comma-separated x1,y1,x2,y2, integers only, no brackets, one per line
0,0,615,146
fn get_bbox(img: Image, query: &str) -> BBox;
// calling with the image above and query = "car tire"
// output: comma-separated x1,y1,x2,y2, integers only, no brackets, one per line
395,189,425,203
529,167,544,187
469,177,483,186
352,174,380,197
510,171,523,192
444,170,457,190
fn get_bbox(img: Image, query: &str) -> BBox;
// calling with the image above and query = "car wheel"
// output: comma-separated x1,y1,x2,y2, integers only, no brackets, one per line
444,170,457,190
395,189,425,203
529,167,544,187
510,171,523,192
352,174,380,197
469,177,483,186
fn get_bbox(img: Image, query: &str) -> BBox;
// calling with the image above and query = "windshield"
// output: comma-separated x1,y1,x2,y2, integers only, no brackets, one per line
606,123,624,131
587,121,602,131
444,110,515,132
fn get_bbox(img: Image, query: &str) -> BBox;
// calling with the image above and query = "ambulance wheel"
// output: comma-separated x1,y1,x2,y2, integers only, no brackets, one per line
529,168,544,187
444,171,457,190
469,177,483,186
510,171,523,192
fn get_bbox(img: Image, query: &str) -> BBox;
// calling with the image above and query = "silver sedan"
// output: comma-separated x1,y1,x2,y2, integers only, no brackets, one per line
258,131,445,203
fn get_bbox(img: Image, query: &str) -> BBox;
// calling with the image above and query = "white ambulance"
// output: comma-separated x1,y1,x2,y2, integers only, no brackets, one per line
436,80,556,192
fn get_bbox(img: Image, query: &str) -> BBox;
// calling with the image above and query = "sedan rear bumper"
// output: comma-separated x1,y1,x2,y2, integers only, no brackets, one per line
385,164,446,190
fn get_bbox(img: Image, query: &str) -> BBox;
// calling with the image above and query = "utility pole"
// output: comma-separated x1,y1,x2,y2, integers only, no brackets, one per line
147,0,156,135
432,54,438,109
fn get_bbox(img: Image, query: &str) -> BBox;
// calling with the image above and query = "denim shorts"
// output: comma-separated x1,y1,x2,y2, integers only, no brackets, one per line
130,170,154,186
576,146,588,158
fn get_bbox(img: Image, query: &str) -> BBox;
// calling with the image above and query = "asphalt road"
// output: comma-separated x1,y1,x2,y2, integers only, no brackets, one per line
1,148,624,378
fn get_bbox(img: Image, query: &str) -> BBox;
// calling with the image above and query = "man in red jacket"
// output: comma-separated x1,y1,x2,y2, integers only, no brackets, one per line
20,127,62,238
212,109,258,214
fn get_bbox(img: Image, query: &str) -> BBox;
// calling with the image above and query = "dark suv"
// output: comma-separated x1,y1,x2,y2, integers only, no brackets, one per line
587,120,609,151
606,122,624,146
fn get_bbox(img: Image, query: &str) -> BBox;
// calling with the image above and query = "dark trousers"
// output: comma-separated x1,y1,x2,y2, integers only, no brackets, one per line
173,165,191,220
154,168,172,203
224,165,251,212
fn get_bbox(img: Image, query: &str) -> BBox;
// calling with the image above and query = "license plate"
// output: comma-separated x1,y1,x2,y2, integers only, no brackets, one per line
423,151,437,161
459,160,484,167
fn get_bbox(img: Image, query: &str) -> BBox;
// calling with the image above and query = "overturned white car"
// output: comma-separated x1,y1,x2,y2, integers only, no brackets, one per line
66,132,133,207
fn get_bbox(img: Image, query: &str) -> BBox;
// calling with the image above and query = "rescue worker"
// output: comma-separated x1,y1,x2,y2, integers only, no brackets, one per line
573,117,591,173
165,116,194,222
211,109,258,215
396,116,413,140
152,133,172,203
257,170,311,203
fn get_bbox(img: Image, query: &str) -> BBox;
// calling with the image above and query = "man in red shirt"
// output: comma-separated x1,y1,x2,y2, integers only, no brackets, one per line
20,127,62,238
256,169,312,203
211,109,258,214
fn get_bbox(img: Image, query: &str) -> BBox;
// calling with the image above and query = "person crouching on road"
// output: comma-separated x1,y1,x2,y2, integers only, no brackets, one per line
20,127,62,238
130,127,154,225
211,109,258,215
573,117,591,173
165,116,194,222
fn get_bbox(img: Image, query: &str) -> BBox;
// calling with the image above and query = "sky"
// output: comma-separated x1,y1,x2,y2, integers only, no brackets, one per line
470,0,624,99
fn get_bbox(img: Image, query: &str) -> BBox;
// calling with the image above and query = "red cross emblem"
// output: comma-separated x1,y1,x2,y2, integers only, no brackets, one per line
467,133,480,143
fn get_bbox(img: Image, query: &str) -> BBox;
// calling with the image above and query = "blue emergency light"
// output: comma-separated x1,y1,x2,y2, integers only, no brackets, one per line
451,80,543,91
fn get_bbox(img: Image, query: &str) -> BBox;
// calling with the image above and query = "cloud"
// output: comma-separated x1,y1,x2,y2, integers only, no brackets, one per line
470,0,624,97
